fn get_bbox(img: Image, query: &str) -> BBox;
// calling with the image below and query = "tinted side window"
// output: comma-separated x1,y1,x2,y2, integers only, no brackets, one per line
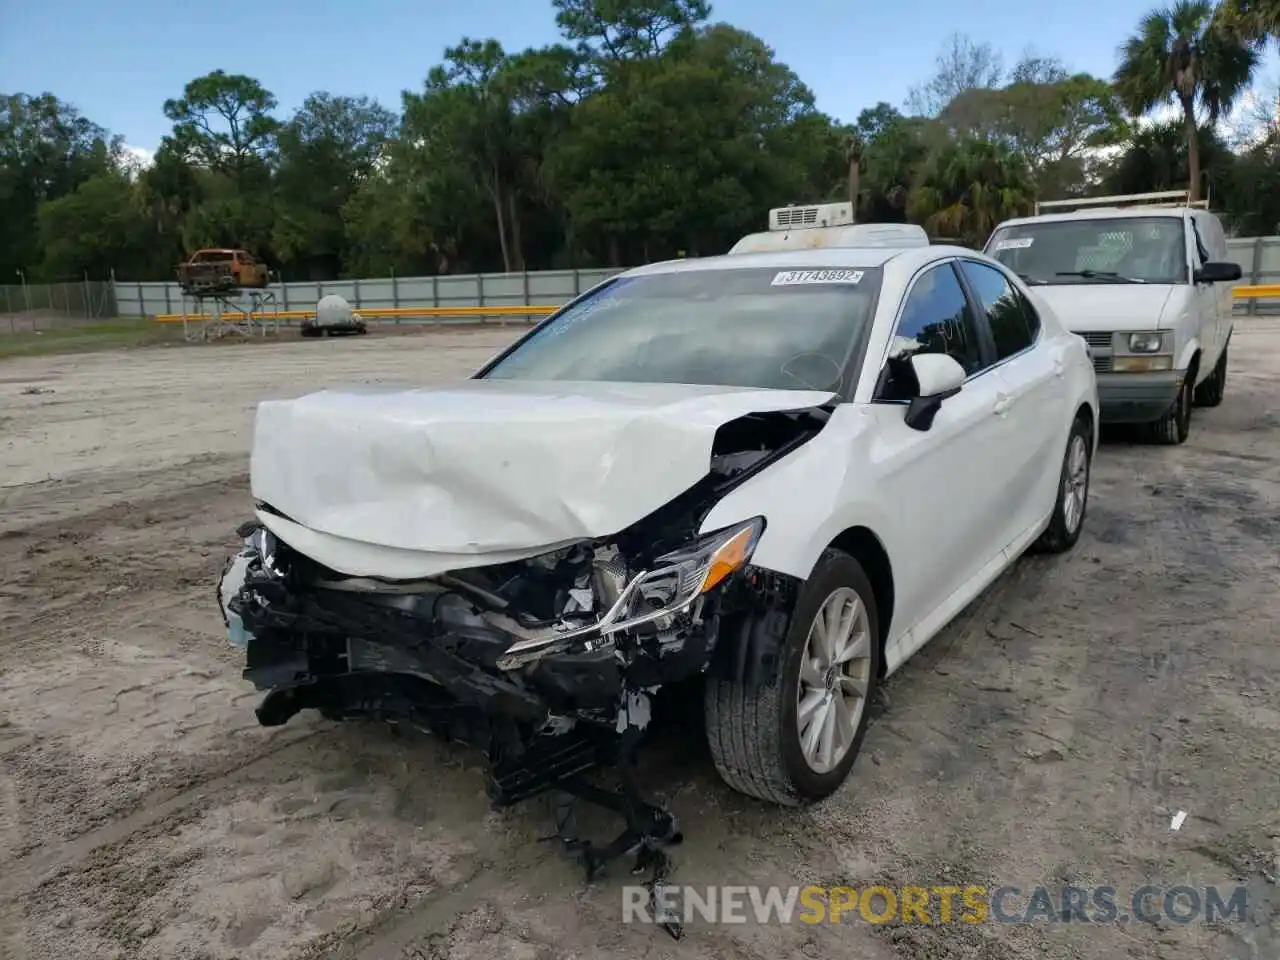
960,261,1035,360
881,264,985,399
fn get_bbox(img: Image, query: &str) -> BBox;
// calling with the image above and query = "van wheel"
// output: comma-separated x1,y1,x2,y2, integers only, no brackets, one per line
704,549,880,807
1148,371,1193,445
1193,347,1227,407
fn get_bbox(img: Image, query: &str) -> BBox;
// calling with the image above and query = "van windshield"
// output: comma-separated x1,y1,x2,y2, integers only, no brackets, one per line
986,217,1189,285
480,267,883,392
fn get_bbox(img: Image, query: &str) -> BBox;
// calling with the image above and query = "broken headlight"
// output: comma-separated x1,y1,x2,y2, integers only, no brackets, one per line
495,518,765,669
598,517,765,635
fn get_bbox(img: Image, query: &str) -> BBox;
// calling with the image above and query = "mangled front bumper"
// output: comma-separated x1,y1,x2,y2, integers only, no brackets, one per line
216,517,766,735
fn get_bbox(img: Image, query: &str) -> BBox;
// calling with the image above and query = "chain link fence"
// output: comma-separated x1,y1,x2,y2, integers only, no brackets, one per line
0,281,118,332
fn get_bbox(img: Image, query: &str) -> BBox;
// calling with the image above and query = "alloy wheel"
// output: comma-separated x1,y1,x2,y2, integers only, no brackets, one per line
796,587,873,774
1063,433,1089,534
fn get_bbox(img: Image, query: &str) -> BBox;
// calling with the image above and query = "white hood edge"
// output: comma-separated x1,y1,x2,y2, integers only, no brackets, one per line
255,508,587,580
249,379,837,579
1028,285,1177,332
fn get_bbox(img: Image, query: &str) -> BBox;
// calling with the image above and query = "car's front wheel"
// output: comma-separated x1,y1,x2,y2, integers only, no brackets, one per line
705,549,880,806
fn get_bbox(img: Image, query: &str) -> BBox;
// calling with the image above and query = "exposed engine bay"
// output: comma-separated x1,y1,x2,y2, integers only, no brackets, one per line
219,405,830,937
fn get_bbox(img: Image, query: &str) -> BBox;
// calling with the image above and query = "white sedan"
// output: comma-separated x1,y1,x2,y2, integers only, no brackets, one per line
219,243,1097,872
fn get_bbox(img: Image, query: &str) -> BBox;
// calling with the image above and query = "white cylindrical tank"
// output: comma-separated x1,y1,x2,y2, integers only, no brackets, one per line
315,294,354,328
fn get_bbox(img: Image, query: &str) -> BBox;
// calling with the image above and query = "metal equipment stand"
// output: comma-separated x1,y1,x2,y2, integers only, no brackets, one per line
179,290,280,342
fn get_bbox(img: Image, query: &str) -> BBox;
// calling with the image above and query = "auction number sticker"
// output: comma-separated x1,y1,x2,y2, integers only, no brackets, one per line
771,269,864,286
993,237,1034,250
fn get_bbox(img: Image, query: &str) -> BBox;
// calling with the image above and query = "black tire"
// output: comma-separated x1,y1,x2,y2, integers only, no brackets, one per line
704,549,881,807
1147,366,1194,445
1032,414,1092,554
1193,347,1227,407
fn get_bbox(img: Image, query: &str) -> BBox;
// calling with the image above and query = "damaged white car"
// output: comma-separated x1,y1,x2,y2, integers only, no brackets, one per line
219,244,1097,922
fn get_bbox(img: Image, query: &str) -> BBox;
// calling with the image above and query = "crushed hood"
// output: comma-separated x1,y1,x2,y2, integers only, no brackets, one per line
250,379,835,576
1028,284,1178,332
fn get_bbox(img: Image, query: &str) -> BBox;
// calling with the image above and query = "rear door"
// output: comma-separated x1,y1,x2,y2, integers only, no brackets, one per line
957,259,1067,543
868,260,1011,624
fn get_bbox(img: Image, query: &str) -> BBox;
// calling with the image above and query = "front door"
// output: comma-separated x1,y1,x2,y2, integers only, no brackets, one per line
869,261,1013,627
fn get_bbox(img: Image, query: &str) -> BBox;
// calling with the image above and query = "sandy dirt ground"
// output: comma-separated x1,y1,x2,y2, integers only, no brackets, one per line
1,326,1277,960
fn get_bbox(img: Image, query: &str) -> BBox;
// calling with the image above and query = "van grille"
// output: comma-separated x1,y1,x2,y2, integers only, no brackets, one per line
1080,332,1113,349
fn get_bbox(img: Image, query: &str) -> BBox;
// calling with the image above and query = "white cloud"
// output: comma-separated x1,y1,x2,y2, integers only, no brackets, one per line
122,143,155,168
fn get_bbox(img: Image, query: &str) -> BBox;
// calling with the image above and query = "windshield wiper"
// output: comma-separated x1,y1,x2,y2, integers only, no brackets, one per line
1055,270,1147,284
1017,272,1047,286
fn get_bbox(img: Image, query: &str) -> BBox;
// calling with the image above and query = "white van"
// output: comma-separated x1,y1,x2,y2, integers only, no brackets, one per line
729,202,930,255
984,191,1242,444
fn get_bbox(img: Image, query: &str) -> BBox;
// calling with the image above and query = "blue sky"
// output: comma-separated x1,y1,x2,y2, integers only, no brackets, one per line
1,0,1276,155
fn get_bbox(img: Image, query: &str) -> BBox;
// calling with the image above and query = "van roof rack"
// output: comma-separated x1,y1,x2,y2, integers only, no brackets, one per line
1034,189,1210,216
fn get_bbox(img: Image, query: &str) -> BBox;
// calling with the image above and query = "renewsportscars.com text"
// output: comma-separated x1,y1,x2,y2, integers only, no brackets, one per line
623,884,1250,926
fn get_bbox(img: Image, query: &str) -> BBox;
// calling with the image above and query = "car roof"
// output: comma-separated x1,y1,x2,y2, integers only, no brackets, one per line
620,245,976,278
995,207,1190,228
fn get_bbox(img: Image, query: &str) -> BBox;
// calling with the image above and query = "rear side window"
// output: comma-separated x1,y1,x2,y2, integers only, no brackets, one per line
960,261,1036,360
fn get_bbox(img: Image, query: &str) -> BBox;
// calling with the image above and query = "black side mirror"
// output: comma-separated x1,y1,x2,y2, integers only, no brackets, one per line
1194,261,1242,284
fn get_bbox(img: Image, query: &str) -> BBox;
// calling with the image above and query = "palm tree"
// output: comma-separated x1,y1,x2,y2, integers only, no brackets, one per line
906,139,1036,246
846,133,863,221
1214,0,1279,46
1114,0,1259,203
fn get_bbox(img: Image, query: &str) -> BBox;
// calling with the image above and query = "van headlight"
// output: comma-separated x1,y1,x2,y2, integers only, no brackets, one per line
1127,332,1166,354
599,517,765,635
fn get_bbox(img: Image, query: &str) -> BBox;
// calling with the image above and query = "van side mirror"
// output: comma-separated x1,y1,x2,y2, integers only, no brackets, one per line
1194,261,1242,284
903,353,965,432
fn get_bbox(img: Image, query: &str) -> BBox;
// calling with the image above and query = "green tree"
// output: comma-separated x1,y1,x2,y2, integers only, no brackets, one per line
0,92,122,279
907,138,1035,245
37,170,153,279
1103,116,1238,200
939,65,1125,198
552,0,709,64
162,71,279,179
1114,0,1259,202
546,23,841,263
402,40,530,271
159,71,281,261
273,93,397,279
135,142,204,276
1215,0,1280,45
1223,133,1280,233
852,104,933,221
